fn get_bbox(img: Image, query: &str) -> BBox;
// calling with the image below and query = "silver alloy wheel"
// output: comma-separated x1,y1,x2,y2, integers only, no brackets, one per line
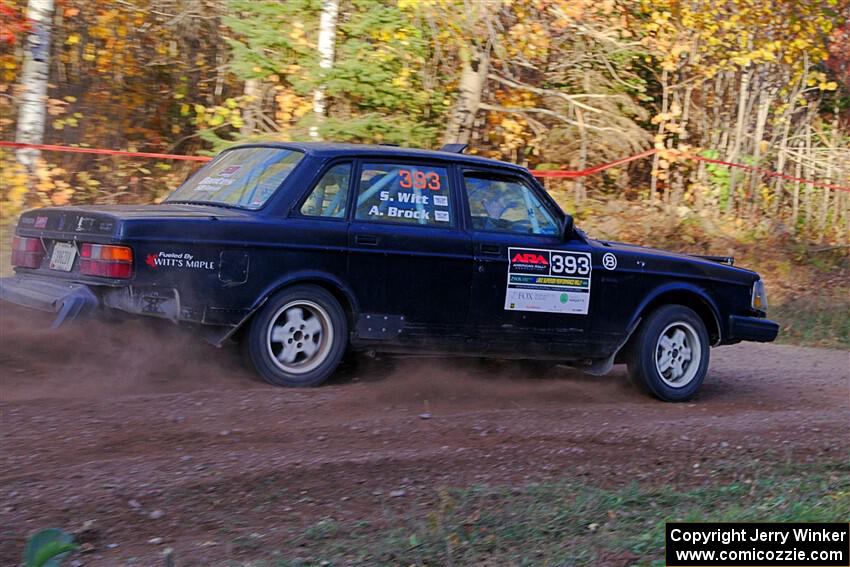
266,300,334,374
655,321,702,387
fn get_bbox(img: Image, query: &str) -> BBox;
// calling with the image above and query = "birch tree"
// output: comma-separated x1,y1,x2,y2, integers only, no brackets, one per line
441,0,494,145
310,0,339,139
14,0,54,169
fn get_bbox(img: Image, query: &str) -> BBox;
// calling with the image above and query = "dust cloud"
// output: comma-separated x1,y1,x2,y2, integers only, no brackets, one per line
329,356,642,415
1,305,639,405
0,306,257,401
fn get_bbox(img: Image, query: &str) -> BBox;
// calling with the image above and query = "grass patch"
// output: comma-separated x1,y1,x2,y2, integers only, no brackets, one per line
772,289,850,349
240,460,849,567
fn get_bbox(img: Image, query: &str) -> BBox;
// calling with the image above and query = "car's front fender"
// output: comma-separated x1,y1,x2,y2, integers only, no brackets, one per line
627,281,724,345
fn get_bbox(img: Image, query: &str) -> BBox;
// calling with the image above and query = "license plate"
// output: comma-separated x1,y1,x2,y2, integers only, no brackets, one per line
49,242,77,271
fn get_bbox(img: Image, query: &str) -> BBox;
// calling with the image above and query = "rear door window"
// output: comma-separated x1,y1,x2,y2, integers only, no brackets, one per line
354,163,454,227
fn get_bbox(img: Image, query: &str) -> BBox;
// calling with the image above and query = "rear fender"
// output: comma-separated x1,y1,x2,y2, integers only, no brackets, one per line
212,270,360,346
251,270,360,315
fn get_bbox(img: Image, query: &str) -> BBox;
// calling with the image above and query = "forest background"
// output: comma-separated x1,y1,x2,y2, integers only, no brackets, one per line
1,0,848,346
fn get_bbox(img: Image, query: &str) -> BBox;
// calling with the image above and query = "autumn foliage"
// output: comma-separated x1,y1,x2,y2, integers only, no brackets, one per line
0,0,847,243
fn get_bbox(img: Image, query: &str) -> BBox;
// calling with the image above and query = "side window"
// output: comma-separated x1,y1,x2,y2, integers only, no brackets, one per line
299,163,351,218
355,163,453,227
464,174,559,236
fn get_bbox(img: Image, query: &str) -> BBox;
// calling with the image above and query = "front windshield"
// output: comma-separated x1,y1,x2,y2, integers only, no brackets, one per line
166,147,304,209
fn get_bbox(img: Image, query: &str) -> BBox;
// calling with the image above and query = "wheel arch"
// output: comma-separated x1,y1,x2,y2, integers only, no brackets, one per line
228,271,359,343
629,284,723,346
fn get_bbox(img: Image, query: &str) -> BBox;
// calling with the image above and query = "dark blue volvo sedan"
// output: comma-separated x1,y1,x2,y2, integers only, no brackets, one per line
0,142,778,401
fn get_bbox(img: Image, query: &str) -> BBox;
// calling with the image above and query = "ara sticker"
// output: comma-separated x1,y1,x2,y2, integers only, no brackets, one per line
505,247,591,315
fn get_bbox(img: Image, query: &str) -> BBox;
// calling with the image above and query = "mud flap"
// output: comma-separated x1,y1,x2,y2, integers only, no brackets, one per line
583,317,641,376
0,275,99,328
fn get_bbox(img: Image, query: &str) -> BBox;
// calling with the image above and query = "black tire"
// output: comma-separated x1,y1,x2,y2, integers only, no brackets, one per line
627,304,710,402
247,284,348,387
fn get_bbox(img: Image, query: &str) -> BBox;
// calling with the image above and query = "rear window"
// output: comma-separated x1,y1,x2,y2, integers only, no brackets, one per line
166,147,304,210
354,163,454,227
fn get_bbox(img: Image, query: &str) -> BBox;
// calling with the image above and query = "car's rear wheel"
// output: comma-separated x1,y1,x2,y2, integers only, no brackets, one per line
627,304,709,402
247,285,348,387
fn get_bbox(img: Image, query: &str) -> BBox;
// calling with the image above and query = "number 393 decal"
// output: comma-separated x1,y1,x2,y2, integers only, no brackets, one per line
505,247,592,315
398,169,441,191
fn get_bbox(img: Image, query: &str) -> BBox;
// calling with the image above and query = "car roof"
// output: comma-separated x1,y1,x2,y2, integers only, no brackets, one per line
226,141,529,173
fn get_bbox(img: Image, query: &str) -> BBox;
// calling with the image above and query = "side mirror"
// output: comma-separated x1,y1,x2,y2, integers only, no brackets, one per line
562,215,574,241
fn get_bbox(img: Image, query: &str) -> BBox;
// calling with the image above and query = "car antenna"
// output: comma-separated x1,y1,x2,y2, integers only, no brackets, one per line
440,143,468,154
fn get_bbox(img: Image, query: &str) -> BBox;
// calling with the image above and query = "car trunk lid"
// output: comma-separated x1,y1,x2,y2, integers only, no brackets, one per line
13,203,247,280
17,203,246,238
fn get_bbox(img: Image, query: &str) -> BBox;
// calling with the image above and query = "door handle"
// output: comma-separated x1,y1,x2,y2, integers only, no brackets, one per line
354,234,379,246
480,244,501,256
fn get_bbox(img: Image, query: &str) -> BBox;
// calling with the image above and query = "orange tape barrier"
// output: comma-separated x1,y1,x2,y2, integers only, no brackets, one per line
2,140,848,192
676,151,850,193
530,149,658,178
0,141,212,162
532,147,850,192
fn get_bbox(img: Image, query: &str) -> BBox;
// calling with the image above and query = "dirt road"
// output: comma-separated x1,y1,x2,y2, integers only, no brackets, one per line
0,311,847,566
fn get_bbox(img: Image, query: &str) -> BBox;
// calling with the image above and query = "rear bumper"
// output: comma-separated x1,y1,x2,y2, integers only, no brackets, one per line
727,314,779,343
0,275,99,328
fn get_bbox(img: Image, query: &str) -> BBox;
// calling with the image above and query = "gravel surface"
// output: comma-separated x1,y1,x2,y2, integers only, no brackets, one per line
0,311,847,565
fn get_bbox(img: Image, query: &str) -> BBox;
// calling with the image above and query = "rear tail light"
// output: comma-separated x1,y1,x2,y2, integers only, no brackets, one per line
80,243,134,279
11,236,45,268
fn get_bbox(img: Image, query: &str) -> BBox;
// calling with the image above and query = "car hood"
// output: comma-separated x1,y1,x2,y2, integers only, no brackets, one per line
591,239,759,283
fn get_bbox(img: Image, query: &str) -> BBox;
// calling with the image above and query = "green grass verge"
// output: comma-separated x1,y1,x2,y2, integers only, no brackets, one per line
772,289,850,350
236,460,848,567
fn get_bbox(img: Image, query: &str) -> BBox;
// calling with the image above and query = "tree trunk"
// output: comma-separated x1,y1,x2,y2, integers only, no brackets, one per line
726,69,752,216
574,109,588,204
803,120,814,226
747,89,771,215
573,67,591,204
15,0,55,169
310,0,339,140
772,113,791,218
649,68,669,205
791,142,801,231
241,78,263,136
442,44,490,146
819,102,841,240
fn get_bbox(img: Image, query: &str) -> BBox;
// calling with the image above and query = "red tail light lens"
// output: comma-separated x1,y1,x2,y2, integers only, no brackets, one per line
80,243,134,279
11,236,45,268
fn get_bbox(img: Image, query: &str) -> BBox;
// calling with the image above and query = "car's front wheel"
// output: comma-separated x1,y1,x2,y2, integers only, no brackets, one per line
627,304,710,402
247,285,348,387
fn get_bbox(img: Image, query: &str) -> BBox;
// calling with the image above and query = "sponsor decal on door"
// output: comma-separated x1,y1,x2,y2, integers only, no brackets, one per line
505,247,591,315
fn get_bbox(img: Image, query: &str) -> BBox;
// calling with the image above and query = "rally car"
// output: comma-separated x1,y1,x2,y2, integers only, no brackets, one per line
0,142,778,401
